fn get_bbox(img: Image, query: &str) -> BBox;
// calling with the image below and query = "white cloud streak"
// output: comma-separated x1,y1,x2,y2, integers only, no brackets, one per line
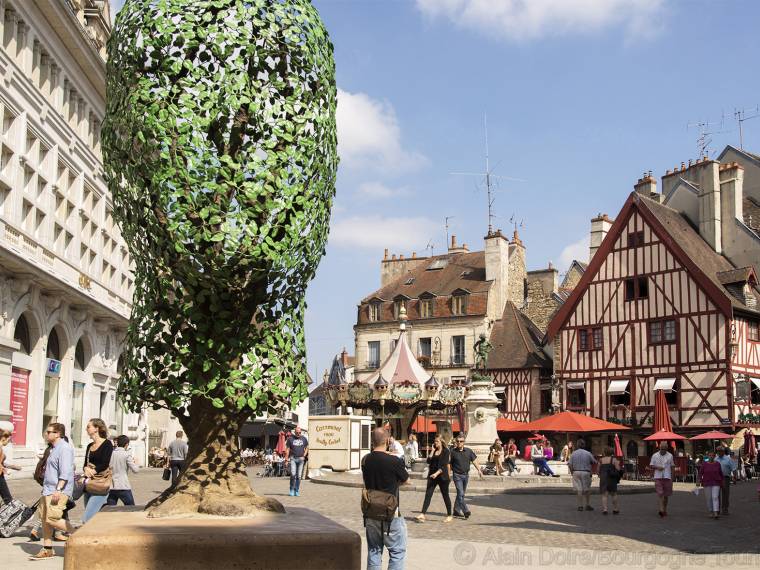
337,88,428,172
330,215,438,252
356,181,408,200
415,0,665,43
558,234,589,270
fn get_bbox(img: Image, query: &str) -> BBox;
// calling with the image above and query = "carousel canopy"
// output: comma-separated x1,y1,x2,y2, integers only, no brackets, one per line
365,321,432,388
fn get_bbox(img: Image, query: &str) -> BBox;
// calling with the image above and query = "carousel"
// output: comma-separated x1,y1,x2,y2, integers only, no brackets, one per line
323,306,468,445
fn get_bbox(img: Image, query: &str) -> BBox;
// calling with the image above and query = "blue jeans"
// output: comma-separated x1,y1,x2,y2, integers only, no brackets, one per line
366,516,406,570
106,489,135,506
453,473,470,515
290,457,305,492
533,458,555,476
82,492,109,523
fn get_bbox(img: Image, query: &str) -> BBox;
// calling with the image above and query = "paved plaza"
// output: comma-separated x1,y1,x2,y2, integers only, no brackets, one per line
2,468,759,569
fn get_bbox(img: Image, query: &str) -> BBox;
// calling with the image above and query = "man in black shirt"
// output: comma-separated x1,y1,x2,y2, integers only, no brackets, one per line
450,435,483,519
362,428,409,570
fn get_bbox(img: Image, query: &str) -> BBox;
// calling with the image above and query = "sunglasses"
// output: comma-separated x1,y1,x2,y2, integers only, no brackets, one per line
46,430,58,434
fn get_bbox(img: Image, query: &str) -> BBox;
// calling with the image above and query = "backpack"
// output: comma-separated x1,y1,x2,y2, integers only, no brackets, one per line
33,448,51,486
0,499,39,538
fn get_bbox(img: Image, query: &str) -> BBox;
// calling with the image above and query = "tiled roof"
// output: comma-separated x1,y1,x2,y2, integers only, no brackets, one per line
743,196,760,237
487,302,551,370
362,251,491,302
639,195,760,314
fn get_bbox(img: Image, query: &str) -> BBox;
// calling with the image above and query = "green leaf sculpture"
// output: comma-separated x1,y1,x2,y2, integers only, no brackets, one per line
102,0,337,517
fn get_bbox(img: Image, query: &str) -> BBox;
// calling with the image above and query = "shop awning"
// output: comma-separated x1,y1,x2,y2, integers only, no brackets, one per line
566,382,585,390
751,377,760,389
607,380,630,395
653,378,676,392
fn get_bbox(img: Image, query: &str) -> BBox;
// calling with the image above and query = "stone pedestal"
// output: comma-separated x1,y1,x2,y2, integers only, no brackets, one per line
64,507,361,570
465,374,500,465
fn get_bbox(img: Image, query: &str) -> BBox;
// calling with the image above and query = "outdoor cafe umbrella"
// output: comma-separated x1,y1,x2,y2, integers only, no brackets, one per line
275,430,287,455
614,433,623,457
744,429,757,460
690,430,733,451
644,429,686,442
522,410,631,433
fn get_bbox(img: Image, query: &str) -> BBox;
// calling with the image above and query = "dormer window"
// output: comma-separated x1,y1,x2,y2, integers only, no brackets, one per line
368,301,382,322
451,290,469,315
419,292,436,319
393,296,408,320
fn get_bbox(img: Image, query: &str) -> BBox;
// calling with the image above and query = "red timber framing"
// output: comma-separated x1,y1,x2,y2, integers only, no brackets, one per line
490,368,536,422
547,193,741,431
731,317,760,416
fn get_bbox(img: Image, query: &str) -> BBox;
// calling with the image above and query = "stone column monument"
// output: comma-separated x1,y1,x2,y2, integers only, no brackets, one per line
465,334,500,465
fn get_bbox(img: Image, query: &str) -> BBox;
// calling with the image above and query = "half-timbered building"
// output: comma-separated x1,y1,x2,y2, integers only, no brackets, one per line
548,157,760,450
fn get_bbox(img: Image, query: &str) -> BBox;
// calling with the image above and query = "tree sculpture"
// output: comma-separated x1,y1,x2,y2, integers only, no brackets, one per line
101,0,337,517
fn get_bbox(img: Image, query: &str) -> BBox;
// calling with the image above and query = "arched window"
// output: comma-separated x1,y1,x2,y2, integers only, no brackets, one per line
46,328,61,360
13,314,31,355
74,339,87,371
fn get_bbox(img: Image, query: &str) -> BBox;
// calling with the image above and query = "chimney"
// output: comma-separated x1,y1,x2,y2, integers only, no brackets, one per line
448,234,468,254
341,347,349,367
719,162,744,260
484,229,510,321
634,171,657,197
695,159,721,253
384,248,389,260
589,214,613,261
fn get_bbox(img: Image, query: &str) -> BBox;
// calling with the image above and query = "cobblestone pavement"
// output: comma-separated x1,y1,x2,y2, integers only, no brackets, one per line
3,468,760,569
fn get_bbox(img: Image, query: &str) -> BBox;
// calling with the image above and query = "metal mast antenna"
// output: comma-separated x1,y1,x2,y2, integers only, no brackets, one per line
444,216,455,249
450,113,525,236
735,106,760,149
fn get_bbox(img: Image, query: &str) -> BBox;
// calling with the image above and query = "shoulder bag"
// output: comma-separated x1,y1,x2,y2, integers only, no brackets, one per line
84,445,112,496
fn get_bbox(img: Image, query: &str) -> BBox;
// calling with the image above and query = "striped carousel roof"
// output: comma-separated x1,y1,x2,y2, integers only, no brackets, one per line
365,307,432,388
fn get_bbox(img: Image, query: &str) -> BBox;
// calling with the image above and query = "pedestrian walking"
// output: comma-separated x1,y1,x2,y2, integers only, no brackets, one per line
697,450,722,519
0,424,21,504
81,418,114,524
107,435,140,506
416,434,453,522
568,438,597,511
650,441,675,517
29,423,75,561
450,435,483,519
598,446,622,515
167,430,188,487
361,427,409,570
715,446,732,515
285,425,308,497
29,435,73,542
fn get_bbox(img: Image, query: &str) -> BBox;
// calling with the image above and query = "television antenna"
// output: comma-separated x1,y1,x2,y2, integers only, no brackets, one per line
509,214,525,235
687,116,730,158
444,216,455,249
734,106,760,150
451,113,525,235
424,239,436,257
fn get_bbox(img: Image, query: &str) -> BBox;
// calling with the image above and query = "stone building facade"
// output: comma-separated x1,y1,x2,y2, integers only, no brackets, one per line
0,0,147,472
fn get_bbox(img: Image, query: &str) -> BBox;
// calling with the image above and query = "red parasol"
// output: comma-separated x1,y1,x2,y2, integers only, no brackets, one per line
689,430,733,441
644,429,686,441
653,389,673,432
496,418,530,432
744,429,757,460
275,430,287,455
522,411,630,433
613,433,623,457
411,417,462,433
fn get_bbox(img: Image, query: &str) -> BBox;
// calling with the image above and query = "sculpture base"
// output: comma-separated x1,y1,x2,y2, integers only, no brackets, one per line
63,506,361,570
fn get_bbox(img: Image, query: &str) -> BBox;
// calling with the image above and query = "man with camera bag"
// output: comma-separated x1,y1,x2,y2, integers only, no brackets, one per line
361,428,410,570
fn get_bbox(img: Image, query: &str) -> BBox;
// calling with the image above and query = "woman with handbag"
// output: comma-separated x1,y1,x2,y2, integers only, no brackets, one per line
81,418,113,523
598,446,623,515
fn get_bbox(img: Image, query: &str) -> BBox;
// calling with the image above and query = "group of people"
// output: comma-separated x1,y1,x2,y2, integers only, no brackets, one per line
0,419,141,561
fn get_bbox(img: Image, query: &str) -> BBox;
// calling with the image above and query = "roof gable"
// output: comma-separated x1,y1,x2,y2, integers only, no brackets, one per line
487,302,550,369
546,192,735,339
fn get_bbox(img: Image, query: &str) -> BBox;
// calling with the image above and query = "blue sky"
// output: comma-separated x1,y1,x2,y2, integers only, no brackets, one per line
110,1,760,383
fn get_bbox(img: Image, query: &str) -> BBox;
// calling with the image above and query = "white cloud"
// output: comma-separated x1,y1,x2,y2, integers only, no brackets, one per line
337,89,428,172
356,181,408,200
415,0,665,43
330,215,438,252
558,234,589,270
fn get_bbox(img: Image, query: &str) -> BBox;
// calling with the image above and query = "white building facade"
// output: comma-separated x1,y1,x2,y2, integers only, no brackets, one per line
0,0,147,473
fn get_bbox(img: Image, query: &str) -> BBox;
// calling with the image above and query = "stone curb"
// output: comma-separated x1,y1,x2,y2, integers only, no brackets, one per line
310,477,656,495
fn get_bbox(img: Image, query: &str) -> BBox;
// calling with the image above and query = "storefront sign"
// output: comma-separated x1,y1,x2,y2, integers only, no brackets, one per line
10,368,29,446
314,423,344,447
46,358,61,376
